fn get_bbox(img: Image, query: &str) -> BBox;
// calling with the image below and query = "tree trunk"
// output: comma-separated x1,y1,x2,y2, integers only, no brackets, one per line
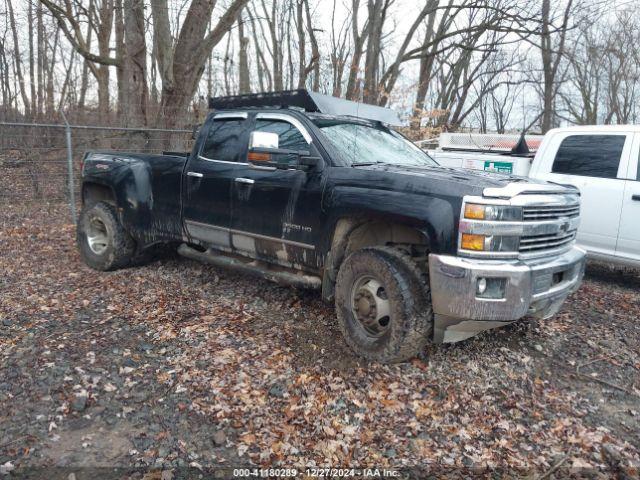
152,0,249,129
29,1,36,117
376,0,434,106
410,9,439,131
304,0,320,91
0,40,12,113
264,0,283,90
362,0,386,104
296,0,306,88
223,33,232,95
7,0,30,116
540,0,553,133
58,48,75,112
0,42,6,111
37,1,45,118
78,7,93,112
247,6,270,91
115,0,125,121
238,12,250,94
345,0,368,100
409,0,457,131
286,7,294,89
331,50,346,97
122,0,148,126
45,30,59,117
539,0,572,132
40,0,118,122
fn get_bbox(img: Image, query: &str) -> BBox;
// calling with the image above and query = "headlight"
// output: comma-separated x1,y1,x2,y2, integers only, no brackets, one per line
464,203,522,221
461,233,519,252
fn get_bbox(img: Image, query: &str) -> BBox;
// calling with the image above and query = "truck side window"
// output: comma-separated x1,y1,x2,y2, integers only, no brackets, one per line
551,135,625,179
252,119,309,166
201,119,247,162
254,119,308,151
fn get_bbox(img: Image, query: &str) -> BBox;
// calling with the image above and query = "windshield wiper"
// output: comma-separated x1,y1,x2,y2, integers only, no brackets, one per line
351,161,385,166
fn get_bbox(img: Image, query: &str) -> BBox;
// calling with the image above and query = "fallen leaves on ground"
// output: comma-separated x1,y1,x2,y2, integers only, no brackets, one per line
0,205,638,478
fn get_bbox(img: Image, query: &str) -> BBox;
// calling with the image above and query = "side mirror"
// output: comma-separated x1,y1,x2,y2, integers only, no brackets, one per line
247,131,321,171
249,131,279,149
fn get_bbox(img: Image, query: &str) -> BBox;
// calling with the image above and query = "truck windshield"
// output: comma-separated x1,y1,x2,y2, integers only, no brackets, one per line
312,120,438,167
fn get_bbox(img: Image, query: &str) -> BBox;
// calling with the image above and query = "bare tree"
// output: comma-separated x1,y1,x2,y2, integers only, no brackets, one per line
223,31,234,95
238,10,251,94
490,78,522,133
257,0,285,90
328,0,350,96
602,11,640,124
122,0,148,125
7,0,31,115
409,0,455,130
362,0,392,103
0,0,624,137
150,0,249,127
559,23,603,125
36,1,45,116
40,0,116,120
376,0,436,106
247,5,271,91
402,0,538,130
0,6,17,113
294,0,320,89
345,0,369,100
77,0,93,112
538,0,574,132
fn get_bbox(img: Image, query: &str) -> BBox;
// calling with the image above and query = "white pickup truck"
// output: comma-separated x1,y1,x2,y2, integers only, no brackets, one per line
529,126,640,267
431,126,640,267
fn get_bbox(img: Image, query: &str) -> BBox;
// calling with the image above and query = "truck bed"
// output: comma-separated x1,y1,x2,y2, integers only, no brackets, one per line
82,151,187,246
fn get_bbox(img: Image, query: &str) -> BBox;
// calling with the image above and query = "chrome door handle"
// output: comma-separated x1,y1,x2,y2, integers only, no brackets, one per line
187,171,203,178
235,177,255,185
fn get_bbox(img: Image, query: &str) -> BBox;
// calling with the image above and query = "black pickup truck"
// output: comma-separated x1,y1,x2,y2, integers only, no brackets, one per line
77,90,586,363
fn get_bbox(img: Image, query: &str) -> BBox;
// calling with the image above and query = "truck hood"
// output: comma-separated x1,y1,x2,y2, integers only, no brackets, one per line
352,163,574,198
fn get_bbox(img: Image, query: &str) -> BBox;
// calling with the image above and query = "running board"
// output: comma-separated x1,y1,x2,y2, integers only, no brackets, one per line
177,244,322,289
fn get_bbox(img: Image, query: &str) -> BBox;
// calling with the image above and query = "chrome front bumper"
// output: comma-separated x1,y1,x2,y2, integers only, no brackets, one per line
428,246,586,343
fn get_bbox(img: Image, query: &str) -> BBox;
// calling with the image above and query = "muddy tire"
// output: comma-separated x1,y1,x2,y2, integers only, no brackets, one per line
77,202,135,271
335,246,433,363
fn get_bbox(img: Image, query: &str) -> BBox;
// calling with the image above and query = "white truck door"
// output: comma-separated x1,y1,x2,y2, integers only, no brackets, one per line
617,133,640,262
530,131,631,257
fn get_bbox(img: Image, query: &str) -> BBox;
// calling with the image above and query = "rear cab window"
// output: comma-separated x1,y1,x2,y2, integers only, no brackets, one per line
551,134,626,179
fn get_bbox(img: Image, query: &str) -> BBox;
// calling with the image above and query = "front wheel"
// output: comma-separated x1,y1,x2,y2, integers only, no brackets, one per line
77,201,135,271
335,246,433,363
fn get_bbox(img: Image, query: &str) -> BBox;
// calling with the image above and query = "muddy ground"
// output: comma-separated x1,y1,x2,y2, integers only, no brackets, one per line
0,206,638,479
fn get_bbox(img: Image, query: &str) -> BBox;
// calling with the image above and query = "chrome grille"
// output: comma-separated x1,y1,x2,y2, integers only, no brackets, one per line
459,184,581,260
522,204,580,221
520,231,577,253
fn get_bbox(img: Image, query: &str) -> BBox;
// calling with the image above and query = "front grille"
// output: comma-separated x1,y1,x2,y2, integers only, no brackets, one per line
519,231,577,253
459,186,581,260
522,204,580,221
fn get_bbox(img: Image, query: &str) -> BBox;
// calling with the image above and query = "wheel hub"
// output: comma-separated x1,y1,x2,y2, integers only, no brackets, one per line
86,217,109,255
351,276,391,337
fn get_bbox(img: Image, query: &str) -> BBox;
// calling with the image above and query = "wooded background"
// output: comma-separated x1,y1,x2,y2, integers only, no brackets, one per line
0,0,638,137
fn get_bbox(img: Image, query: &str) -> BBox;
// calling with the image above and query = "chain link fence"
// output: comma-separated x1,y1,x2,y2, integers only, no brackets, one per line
0,122,193,222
